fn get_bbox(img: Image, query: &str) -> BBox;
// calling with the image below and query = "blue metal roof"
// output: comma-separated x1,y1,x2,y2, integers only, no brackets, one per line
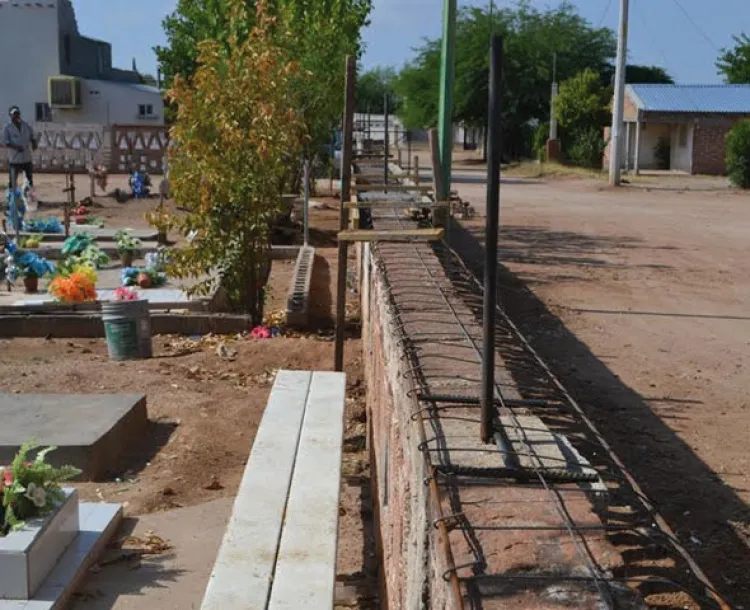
627,84,750,114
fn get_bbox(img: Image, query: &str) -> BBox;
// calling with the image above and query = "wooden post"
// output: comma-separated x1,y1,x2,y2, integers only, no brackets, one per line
63,173,73,237
429,129,447,228
414,155,420,186
334,56,356,372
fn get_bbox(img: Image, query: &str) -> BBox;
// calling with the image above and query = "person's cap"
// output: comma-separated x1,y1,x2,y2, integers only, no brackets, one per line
9,106,20,117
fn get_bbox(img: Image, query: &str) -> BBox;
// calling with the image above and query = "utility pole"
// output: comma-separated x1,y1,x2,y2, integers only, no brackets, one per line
437,0,457,226
609,0,629,186
549,53,558,141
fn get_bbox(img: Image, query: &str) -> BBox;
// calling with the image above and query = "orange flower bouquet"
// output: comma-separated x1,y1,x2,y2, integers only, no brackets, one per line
48,271,97,303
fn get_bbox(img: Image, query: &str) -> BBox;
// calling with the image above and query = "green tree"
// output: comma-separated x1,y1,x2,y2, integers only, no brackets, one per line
554,69,609,133
155,0,372,176
394,40,441,129
356,67,398,113
554,69,609,168
717,33,750,84
394,2,615,157
164,0,304,321
155,0,233,88
624,64,674,84
726,120,750,188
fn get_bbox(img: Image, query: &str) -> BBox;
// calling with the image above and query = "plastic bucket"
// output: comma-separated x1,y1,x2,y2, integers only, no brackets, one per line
101,300,153,361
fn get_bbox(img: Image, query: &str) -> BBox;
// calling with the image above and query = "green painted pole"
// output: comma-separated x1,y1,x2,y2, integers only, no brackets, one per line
437,0,457,225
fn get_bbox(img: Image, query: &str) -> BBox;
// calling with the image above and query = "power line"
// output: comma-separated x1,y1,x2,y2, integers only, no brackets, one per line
597,0,614,26
670,0,719,52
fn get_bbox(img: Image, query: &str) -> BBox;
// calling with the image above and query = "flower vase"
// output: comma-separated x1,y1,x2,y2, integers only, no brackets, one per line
120,251,134,268
23,275,38,293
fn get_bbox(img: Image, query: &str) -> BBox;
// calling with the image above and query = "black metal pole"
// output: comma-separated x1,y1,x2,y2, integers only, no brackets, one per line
481,35,503,444
384,93,390,188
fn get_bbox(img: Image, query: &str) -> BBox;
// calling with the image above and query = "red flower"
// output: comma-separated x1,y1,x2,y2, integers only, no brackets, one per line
2,469,12,487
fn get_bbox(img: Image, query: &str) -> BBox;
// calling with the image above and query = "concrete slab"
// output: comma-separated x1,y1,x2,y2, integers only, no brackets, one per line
18,228,159,242
201,371,312,610
0,268,204,311
0,503,122,610
20,244,160,261
268,372,346,610
69,499,234,610
0,394,148,480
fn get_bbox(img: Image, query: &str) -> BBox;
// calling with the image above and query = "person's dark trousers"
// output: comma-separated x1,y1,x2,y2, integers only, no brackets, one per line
8,163,33,189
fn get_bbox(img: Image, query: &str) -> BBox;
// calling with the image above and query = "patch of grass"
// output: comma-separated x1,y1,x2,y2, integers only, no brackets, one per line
503,161,606,180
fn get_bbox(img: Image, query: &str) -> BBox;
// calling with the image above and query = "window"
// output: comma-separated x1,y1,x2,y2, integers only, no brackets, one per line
35,103,52,122
63,35,71,66
138,104,155,118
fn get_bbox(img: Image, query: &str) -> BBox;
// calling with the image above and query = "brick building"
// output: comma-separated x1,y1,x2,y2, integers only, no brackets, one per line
604,84,750,175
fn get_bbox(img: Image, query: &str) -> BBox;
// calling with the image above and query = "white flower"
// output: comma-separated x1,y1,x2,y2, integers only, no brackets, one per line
24,483,47,508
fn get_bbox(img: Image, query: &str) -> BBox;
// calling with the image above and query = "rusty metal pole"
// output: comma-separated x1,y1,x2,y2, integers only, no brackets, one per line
334,56,356,372
481,35,503,444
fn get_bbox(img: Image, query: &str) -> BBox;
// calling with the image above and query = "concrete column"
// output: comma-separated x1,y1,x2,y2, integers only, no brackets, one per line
634,113,642,175
624,121,631,172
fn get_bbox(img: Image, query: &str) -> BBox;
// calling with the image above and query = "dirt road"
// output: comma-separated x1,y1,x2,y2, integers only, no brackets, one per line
451,170,750,605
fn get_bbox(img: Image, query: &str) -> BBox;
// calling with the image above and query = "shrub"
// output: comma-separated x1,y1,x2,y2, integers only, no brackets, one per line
726,120,750,189
533,122,550,162
568,127,606,169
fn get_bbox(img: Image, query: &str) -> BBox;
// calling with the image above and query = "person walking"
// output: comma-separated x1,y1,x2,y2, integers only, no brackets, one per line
3,106,38,190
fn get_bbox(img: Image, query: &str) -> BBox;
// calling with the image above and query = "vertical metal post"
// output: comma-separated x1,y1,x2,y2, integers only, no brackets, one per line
334,56,356,372
609,0,629,186
407,131,412,175
437,0,457,224
384,93,390,188
481,35,503,444
303,159,310,246
366,105,371,154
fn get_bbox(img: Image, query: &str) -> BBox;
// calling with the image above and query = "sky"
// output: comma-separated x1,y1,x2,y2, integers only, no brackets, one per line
71,0,745,84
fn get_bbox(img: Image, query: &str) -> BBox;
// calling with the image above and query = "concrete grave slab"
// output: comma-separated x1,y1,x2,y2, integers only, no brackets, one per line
0,503,122,610
0,394,148,480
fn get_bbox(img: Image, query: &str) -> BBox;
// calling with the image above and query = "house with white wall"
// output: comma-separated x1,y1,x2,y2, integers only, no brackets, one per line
605,84,750,175
0,0,164,128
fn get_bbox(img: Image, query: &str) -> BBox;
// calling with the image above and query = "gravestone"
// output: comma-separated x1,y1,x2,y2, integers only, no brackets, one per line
0,393,148,480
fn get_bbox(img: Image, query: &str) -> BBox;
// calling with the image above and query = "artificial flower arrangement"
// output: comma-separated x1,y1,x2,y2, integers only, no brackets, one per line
71,204,90,225
14,251,55,293
48,271,97,303
20,235,42,249
113,286,140,301
0,442,80,537
121,267,167,289
115,230,142,268
22,217,63,234
58,234,109,274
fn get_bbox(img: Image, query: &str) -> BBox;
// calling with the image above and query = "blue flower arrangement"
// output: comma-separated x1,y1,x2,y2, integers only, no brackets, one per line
14,251,55,279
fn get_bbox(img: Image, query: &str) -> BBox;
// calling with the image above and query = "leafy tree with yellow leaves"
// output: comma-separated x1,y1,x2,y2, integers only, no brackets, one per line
166,0,304,321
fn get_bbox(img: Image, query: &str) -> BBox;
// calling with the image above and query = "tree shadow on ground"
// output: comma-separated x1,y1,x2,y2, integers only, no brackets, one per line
446,219,750,608
450,223,673,288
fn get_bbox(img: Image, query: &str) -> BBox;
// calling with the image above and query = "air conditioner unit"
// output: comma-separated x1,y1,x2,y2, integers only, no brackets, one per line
48,76,82,109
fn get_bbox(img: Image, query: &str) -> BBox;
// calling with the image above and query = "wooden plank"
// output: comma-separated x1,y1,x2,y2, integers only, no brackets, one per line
352,184,433,193
201,370,312,610
344,200,450,209
338,228,444,243
268,372,347,610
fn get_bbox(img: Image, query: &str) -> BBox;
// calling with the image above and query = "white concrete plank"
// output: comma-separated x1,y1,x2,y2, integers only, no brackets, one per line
268,372,346,610
201,370,313,610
